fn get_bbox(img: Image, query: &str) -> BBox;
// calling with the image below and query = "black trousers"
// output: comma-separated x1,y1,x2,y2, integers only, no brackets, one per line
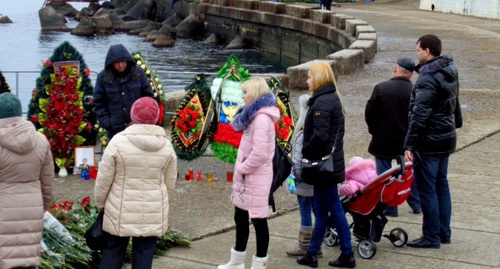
101,232,158,269
234,206,269,258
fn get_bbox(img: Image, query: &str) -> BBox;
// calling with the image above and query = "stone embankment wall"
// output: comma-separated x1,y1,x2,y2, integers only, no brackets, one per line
192,0,377,90
419,0,500,20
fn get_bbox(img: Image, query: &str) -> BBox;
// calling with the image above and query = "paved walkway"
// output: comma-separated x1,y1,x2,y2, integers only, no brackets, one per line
150,1,500,268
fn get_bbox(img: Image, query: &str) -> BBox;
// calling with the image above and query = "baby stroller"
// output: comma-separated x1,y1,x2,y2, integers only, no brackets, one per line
324,157,414,259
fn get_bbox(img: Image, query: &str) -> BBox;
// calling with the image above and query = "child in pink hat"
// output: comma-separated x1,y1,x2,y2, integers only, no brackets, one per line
339,156,378,196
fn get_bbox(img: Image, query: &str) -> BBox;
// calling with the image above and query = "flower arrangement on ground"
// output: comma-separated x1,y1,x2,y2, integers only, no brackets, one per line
41,197,192,268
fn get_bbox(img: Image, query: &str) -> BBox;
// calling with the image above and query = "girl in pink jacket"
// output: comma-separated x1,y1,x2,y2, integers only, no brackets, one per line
339,156,378,196
218,77,280,269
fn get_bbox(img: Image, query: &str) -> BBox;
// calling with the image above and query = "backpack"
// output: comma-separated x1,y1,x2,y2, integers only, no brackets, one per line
269,140,293,212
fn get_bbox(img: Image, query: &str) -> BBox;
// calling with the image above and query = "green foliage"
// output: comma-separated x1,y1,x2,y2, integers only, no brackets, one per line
215,54,250,82
28,41,97,147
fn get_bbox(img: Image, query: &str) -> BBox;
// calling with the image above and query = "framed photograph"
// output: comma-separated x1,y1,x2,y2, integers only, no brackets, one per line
74,146,95,174
53,61,80,77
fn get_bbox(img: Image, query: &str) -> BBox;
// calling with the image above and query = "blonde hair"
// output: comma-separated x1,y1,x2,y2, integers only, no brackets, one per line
308,62,344,110
308,62,338,93
242,77,271,101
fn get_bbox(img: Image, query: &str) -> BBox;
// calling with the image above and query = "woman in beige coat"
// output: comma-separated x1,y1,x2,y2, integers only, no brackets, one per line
94,97,177,269
0,93,54,269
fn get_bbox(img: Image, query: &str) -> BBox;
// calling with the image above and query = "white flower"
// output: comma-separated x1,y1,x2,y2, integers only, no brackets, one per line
134,54,140,59
99,128,104,132
146,70,151,75
137,60,142,65
141,64,146,69
159,90,163,95
158,85,163,89
155,78,160,82
154,92,158,98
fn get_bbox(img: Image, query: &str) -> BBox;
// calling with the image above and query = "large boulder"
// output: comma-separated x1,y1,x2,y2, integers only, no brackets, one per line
158,24,177,39
162,12,184,27
175,14,204,39
114,19,150,31
125,0,154,20
39,6,69,31
48,2,79,17
71,18,96,36
0,15,13,24
91,14,115,35
226,36,248,50
152,34,175,48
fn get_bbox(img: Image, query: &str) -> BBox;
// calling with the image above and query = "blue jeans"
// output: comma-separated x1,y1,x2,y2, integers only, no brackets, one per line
376,158,421,214
297,195,314,227
414,154,452,243
308,184,352,255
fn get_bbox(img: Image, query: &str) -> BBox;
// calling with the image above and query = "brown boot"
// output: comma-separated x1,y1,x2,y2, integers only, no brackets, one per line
286,227,312,257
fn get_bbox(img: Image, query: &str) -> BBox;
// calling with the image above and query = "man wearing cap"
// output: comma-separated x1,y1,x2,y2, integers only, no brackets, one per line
405,34,462,249
365,57,421,218
95,97,177,268
0,93,55,268
93,44,154,140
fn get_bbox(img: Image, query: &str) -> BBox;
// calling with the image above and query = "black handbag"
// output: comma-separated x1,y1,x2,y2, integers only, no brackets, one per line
84,210,105,251
300,125,340,175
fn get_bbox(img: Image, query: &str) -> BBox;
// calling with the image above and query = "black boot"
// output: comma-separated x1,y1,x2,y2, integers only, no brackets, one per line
328,253,356,268
297,252,318,268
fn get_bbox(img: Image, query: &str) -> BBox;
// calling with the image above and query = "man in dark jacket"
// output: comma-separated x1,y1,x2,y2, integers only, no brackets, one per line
405,34,463,249
365,58,421,217
93,44,154,140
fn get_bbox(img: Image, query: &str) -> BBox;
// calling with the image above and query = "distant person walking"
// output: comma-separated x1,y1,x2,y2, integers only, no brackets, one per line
93,44,154,140
405,34,462,249
0,93,55,268
365,57,421,217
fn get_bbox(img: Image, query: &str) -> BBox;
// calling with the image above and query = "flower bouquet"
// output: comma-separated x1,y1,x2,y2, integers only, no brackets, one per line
41,197,192,268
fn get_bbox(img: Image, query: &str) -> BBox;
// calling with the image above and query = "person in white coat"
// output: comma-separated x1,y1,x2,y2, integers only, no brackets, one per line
94,97,177,269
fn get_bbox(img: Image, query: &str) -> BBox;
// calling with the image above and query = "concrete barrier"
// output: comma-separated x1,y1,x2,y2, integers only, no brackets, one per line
349,39,376,63
327,49,364,75
287,60,337,91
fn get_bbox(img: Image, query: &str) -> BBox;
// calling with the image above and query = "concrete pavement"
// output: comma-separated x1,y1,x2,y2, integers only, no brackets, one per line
151,1,500,268
155,133,500,268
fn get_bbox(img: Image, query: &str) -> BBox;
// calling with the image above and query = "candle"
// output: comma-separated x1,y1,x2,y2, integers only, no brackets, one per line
188,169,194,180
197,171,202,181
207,173,213,182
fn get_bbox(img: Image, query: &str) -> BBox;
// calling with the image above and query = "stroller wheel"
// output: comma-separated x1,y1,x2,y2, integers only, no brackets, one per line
389,228,408,247
357,239,377,259
324,228,339,247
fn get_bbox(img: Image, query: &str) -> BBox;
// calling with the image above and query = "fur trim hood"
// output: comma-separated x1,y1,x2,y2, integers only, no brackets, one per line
416,56,457,82
231,93,279,132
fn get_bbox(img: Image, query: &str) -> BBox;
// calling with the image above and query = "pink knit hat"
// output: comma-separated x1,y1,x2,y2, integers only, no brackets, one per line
130,97,159,124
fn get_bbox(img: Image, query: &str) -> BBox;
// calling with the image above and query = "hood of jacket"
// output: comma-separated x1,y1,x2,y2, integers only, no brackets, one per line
232,93,280,132
121,124,167,152
416,56,457,83
0,117,37,154
104,44,136,69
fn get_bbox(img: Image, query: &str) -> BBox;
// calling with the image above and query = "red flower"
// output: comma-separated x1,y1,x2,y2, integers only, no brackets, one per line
84,68,90,77
80,196,91,207
44,60,52,67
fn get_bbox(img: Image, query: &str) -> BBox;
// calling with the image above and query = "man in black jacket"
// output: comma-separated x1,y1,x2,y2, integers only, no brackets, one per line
365,58,421,217
93,44,154,140
405,35,463,249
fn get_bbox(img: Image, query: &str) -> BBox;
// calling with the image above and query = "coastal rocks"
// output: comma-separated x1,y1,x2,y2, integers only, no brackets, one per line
175,14,204,39
39,6,69,31
202,33,219,44
124,0,155,20
47,2,79,18
115,19,150,31
0,15,13,24
152,34,176,48
145,30,160,41
159,24,177,39
226,36,248,49
162,12,185,27
71,18,96,36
